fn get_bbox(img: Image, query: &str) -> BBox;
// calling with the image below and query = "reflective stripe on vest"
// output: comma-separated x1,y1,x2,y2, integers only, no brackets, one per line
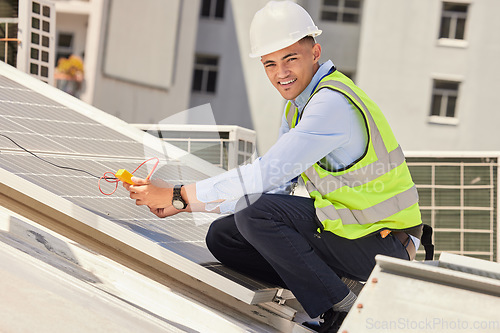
286,74,420,236
310,184,419,225
303,145,405,193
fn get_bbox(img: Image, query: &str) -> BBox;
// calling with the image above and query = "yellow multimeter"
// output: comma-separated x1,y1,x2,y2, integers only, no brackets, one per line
115,169,135,185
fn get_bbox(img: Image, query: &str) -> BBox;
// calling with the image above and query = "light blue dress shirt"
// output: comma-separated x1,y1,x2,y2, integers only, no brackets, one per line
196,60,368,213
195,59,420,250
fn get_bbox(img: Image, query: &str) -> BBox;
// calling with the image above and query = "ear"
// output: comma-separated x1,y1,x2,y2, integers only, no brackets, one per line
312,43,322,62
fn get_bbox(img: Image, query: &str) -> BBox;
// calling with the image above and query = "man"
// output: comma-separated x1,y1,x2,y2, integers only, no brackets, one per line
125,1,423,332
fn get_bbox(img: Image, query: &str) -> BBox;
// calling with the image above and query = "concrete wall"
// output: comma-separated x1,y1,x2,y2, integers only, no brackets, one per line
357,0,500,151
86,0,201,124
190,0,363,154
54,0,500,153
231,0,286,154
301,0,361,75
52,0,364,155
189,0,254,132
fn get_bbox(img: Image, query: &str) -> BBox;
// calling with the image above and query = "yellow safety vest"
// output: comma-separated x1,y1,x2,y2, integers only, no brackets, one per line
286,70,422,239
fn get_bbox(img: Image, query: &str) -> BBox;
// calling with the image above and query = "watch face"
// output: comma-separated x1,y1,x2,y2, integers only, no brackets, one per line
172,199,185,210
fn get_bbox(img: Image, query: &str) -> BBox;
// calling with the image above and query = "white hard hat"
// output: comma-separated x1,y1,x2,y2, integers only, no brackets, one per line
249,1,322,58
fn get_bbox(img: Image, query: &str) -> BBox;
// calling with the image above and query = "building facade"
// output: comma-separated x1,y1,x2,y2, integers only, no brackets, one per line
2,0,500,262
355,0,500,152
2,0,500,153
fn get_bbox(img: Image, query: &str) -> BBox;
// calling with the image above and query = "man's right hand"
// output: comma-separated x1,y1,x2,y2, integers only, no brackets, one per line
149,204,191,218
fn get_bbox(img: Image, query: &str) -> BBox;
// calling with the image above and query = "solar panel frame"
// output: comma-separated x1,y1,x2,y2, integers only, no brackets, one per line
0,61,282,305
0,168,279,304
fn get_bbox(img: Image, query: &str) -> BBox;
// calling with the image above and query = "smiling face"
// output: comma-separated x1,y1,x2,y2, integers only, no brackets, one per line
261,38,322,101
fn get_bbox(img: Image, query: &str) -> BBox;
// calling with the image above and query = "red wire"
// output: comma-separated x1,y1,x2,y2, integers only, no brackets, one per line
98,157,160,196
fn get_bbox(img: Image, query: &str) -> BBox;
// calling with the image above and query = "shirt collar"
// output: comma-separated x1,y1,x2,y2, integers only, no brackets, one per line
291,59,334,110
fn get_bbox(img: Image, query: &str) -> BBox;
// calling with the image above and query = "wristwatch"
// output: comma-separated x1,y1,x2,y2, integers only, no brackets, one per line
172,184,187,210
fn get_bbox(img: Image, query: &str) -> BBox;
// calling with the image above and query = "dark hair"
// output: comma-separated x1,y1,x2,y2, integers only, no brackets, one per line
299,36,316,46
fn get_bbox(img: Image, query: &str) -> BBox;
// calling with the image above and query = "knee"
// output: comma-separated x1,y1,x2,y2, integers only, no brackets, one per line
234,195,270,241
205,219,226,256
234,194,262,214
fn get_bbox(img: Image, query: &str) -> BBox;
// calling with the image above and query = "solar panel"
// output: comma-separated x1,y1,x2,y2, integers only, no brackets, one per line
0,61,281,304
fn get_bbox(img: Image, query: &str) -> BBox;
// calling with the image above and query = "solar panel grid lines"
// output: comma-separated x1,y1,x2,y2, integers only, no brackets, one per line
1,62,226,176
0,115,147,157
0,86,61,106
1,167,278,305
0,153,207,220
0,62,283,305
0,75,28,89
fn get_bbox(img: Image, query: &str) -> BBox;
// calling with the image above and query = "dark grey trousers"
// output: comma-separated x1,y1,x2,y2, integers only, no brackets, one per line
205,194,408,317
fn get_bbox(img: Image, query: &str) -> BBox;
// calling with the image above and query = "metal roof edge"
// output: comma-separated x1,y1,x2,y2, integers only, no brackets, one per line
0,166,278,305
375,254,500,297
132,123,256,135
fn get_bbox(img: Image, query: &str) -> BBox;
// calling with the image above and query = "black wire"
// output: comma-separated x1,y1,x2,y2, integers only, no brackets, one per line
0,133,117,180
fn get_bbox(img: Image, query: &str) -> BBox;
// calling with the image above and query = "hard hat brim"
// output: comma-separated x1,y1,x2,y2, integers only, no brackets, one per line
249,30,322,58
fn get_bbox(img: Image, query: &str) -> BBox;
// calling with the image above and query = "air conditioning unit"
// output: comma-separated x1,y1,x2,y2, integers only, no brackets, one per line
134,124,256,171
406,151,500,262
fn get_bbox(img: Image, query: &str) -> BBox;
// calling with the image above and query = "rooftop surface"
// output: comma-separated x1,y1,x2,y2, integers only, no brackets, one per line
1,61,499,333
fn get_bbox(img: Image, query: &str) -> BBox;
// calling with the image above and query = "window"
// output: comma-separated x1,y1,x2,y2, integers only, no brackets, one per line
192,55,219,94
16,0,55,84
439,2,469,40
0,1,19,67
56,32,73,63
28,1,51,80
430,80,459,119
0,20,19,67
200,0,225,19
321,0,362,23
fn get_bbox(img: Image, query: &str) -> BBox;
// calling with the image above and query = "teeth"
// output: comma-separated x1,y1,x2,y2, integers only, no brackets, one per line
280,79,296,85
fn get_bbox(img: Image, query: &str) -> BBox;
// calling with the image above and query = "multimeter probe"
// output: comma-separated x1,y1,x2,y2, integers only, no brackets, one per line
98,157,159,195
115,169,135,185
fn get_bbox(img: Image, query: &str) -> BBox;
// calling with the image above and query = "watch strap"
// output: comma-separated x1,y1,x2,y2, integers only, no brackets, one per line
172,184,187,209
173,184,183,196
